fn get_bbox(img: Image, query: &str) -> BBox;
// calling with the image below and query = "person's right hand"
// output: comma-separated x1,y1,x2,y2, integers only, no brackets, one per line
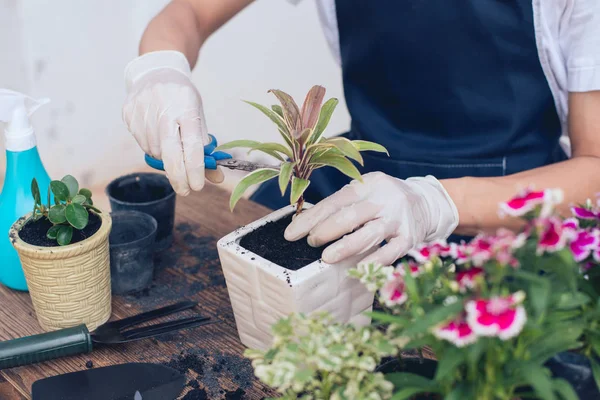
122,50,224,196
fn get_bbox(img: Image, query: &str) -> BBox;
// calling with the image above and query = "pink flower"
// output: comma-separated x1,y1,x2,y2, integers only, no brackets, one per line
468,236,494,266
563,218,579,231
537,217,569,254
432,313,478,347
571,206,598,220
569,230,600,262
409,241,451,262
499,189,562,218
456,267,484,292
466,292,527,340
380,272,407,307
398,261,421,277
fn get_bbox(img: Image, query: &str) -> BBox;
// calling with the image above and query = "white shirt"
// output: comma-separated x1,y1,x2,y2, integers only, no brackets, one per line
290,0,600,156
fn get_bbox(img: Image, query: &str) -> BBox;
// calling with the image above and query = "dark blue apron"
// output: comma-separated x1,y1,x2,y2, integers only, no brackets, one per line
250,0,564,242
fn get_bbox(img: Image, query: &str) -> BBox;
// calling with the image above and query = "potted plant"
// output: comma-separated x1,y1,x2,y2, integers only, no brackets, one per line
248,188,600,399
216,85,388,350
9,175,112,332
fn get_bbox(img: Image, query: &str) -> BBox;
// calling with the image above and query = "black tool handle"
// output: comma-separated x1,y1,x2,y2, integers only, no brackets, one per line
0,325,92,369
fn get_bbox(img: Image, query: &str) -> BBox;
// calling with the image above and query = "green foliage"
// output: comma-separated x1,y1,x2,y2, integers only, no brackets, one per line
244,312,397,400
217,86,389,212
30,175,99,246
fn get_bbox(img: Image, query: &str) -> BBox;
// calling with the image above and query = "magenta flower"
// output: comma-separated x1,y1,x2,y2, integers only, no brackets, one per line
432,313,477,347
537,217,569,254
563,218,580,231
569,230,599,262
499,188,556,217
571,206,598,220
409,240,451,262
456,267,484,292
380,271,407,307
398,261,422,277
466,292,527,340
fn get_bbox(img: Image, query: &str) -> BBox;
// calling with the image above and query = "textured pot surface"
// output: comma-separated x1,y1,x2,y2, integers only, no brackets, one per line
217,204,375,350
9,211,112,332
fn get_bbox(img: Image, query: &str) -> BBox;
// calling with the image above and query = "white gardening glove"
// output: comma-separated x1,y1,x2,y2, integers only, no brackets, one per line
122,50,224,196
284,172,459,266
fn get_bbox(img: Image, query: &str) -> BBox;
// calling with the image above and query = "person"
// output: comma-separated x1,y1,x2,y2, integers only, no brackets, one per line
122,0,600,266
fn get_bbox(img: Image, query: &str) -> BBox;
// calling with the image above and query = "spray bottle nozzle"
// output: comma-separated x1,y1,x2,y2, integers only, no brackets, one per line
0,89,50,152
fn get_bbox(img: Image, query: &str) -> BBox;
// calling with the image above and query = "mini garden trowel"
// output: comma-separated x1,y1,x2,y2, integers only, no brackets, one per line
144,134,279,172
31,363,185,400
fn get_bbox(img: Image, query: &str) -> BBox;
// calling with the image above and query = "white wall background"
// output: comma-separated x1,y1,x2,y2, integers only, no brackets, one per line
0,0,349,206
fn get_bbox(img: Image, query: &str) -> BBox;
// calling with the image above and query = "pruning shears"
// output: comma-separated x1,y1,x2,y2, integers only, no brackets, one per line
144,134,279,172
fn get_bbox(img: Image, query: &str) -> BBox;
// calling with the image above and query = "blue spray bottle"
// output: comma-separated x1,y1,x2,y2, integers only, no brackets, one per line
0,89,52,291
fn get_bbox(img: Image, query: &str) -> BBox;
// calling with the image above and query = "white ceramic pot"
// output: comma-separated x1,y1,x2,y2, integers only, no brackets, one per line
217,204,375,350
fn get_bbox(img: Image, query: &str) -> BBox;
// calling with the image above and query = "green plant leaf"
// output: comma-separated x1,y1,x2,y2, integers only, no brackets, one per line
78,188,92,199
296,128,312,145
556,292,591,310
352,140,390,155
386,372,438,397
72,194,87,204
309,98,338,145
445,384,471,400
50,180,70,201
268,89,302,131
435,347,464,381
243,100,291,136
61,175,79,198
46,225,61,240
300,85,326,130
47,185,51,209
529,279,551,316
402,301,464,337
48,205,67,224
290,177,310,204
521,365,556,400
326,137,364,165
308,153,362,182
215,140,262,151
552,378,579,400
271,104,283,118
57,225,73,246
66,203,89,230
365,311,409,327
230,169,279,211
31,178,41,204
248,142,293,159
391,388,430,400
278,162,295,195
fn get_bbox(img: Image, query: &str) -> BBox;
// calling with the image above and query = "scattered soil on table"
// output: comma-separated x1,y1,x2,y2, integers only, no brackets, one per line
18,212,102,247
224,388,246,399
85,360,94,369
182,388,209,400
239,214,330,271
109,177,173,203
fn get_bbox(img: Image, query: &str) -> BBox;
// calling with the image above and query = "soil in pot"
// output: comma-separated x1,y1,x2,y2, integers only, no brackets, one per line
377,357,440,400
18,213,102,247
239,214,330,271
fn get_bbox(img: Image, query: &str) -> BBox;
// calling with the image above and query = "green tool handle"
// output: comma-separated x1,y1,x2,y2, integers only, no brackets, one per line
0,325,93,369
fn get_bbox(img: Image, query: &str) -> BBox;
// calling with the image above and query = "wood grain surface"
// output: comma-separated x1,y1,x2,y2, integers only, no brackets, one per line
0,184,278,400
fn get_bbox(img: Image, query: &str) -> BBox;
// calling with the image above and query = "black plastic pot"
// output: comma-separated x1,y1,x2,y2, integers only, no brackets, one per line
546,351,600,399
109,211,158,294
106,172,176,252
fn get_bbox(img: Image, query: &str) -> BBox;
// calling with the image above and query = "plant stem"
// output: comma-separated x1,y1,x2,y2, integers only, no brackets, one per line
296,196,304,215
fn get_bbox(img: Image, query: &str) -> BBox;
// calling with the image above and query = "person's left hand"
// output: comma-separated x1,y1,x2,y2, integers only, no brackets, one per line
284,172,459,266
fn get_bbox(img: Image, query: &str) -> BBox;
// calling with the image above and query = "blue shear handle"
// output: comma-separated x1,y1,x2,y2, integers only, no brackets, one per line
144,134,231,171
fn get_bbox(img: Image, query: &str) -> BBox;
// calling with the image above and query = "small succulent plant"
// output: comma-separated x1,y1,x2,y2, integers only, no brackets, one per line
31,175,100,245
216,85,388,214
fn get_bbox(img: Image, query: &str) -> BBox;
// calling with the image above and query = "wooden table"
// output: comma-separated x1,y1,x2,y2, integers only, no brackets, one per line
0,184,278,400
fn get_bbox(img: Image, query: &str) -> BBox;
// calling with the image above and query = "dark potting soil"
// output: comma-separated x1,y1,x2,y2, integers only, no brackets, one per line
110,178,173,203
18,212,102,247
239,214,329,271
182,388,209,400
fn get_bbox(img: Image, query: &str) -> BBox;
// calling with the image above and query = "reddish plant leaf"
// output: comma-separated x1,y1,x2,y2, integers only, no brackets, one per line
300,85,326,130
268,89,302,131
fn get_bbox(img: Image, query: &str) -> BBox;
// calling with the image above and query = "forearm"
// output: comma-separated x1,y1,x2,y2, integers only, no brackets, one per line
139,0,253,68
443,156,600,236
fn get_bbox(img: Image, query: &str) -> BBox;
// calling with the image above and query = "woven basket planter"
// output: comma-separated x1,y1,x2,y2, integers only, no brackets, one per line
9,211,112,332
